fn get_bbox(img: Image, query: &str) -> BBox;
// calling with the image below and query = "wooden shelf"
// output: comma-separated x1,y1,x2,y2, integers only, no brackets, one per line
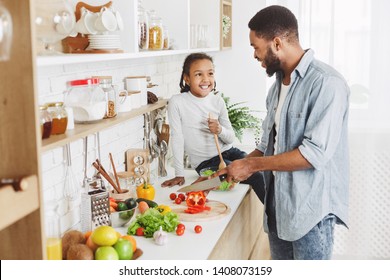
37,48,220,67
41,99,168,152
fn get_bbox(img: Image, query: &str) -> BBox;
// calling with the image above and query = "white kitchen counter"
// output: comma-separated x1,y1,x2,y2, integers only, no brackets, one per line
115,168,252,260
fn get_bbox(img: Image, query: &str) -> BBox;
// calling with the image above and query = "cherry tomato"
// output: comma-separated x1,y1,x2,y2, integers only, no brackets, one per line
194,225,202,234
178,193,186,201
175,197,182,204
136,227,145,236
169,193,177,200
177,223,185,231
176,227,184,236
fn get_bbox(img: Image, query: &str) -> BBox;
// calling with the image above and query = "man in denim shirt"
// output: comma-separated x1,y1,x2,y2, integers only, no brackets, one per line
215,5,349,259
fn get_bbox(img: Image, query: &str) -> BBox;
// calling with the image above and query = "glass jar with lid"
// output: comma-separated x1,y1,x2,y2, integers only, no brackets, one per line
64,78,106,123
163,25,170,50
137,1,149,50
148,10,163,50
39,105,52,139
46,102,68,135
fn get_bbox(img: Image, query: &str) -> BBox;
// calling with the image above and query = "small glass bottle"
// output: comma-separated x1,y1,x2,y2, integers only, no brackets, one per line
163,25,170,50
46,102,68,135
95,76,117,119
39,105,52,139
45,202,62,260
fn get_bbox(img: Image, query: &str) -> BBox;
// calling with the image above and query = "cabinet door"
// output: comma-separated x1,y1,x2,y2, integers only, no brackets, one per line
0,0,43,259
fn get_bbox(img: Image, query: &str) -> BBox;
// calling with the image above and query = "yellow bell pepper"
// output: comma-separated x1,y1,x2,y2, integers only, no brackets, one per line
136,182,155,200
156,204,171,215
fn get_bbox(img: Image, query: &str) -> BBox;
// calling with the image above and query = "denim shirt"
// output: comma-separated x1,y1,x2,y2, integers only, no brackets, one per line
257,49,350,241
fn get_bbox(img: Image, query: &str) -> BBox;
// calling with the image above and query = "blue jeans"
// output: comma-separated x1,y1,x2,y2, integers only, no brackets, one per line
195,147,265,203
268,214,337,260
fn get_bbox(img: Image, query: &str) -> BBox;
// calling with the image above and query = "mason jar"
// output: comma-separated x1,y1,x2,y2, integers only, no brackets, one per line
39,105,52,139
64,78,106,123
46,102,68,135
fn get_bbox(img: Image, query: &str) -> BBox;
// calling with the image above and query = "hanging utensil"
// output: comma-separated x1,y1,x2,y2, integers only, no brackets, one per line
64,144,80,209
158,140,168,177
158,123,170,145
209,113,226,170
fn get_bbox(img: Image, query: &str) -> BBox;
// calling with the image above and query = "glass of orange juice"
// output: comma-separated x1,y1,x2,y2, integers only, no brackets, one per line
45,202,62,260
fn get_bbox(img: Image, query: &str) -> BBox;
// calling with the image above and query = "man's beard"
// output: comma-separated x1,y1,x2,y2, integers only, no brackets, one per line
264,47,281,77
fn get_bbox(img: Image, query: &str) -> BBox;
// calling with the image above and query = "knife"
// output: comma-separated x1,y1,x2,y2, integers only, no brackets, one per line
177,174,227,193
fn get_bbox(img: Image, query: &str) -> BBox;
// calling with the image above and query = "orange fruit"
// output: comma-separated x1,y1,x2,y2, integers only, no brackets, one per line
86,236,99,253
84,230,93,241
121,235,137,252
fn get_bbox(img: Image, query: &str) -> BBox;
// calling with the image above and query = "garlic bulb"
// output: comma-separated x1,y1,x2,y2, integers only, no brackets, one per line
153,226,168,246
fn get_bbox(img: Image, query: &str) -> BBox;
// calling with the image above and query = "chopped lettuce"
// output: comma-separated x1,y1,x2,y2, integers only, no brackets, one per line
127,208,179,238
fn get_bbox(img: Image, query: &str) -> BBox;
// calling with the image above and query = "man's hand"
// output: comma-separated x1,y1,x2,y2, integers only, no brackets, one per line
161,176,185,187
214,158,253,183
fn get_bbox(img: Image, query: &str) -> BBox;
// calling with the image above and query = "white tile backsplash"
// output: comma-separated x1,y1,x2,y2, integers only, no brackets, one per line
39,55,183,234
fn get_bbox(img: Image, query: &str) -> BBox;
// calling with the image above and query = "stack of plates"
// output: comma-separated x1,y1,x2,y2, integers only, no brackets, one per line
88,34,121,50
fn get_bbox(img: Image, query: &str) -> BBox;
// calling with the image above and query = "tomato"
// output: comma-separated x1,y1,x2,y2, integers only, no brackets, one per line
176,227,184,236
169,193,177,200
177,223,185,231
175,197,182,204
136,227,145,236
178,193,186,201
194,225,202,234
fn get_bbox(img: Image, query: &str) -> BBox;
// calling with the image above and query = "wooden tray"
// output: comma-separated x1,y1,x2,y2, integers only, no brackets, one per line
171,200,231,222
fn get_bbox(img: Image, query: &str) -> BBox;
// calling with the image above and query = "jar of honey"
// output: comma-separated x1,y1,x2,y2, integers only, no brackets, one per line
39,105,52,139
46,102,68,135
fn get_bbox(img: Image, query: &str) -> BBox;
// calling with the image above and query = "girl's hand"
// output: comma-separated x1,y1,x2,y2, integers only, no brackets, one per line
208,117,221,134
161,176,185,187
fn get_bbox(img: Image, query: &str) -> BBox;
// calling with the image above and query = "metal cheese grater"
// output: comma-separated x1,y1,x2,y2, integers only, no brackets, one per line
81,189,111,232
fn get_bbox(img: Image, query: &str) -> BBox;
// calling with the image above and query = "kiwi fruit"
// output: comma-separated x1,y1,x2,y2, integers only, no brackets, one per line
67,244,94,260
62,230,86,259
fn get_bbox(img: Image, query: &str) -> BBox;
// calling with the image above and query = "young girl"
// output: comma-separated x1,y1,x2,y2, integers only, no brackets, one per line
161,53,264,202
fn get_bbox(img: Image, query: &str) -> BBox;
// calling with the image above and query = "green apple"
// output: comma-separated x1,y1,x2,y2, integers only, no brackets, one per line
113,238,133,260
95,246,119,260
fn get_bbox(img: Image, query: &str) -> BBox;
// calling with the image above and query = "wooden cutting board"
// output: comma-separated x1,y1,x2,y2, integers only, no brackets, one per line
171,200,231,222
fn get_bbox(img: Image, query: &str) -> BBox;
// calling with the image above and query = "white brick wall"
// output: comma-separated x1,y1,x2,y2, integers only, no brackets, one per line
39,55,185,233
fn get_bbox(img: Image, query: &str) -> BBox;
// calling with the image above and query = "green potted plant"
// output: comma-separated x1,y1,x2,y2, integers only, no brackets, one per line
220,93,262,144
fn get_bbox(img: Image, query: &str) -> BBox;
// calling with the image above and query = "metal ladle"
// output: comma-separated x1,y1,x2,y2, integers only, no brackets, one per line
158,140,168,177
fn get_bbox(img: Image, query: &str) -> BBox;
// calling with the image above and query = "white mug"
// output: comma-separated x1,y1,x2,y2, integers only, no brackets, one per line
114,10,124,31
75,8,97,35
54,10,75,35
94,7,117,32
125,76,147,92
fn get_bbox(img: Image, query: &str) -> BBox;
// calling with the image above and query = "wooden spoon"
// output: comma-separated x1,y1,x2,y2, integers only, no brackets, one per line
209,113,227,170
